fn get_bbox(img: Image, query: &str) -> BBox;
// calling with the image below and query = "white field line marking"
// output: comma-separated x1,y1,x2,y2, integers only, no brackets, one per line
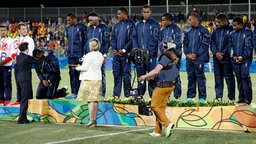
46,127,153,144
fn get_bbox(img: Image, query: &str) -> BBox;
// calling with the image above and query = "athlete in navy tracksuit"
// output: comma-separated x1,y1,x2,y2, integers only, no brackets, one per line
33,49,61,99
66,12,86,98
211,14,235,101
159,13,182,99
253,25,256,52
84,12,110,98
132,5,160,98
183,13,211,103
228,17,253,105
112,7,135,98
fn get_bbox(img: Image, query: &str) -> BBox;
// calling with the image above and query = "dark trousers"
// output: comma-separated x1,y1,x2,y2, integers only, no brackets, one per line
186,60,207,99
135,58,156,98
36,79,60,99
17,81,32,123
232,61,252,103
112,56,131,97
69,66,80,95
14,65,33,102
0,66,12,101
174,75,181,99
101,64,106,98
213,60,235,100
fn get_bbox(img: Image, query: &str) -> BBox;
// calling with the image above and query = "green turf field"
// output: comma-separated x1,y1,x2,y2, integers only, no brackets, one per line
11,69,256,103
3,69,256,144
0,120,255,144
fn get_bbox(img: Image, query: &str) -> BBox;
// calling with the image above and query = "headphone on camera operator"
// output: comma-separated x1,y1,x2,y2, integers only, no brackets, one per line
160,41,181,69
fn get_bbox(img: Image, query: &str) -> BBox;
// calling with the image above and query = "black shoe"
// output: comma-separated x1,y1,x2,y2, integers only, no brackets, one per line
237,100,245,103
245,101,251,105
18,120,30,124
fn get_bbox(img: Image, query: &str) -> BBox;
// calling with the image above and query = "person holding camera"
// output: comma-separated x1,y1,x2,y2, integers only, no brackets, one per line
159,13,182,100
132,4,160,99
138,42,179,138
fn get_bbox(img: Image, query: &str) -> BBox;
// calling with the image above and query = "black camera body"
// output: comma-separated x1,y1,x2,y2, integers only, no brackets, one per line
130,88,153,116
130,88,139,97
129,48,146,64
138,101,153,116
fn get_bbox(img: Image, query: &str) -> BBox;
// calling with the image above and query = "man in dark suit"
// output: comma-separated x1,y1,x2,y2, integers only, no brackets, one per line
16,42,43,124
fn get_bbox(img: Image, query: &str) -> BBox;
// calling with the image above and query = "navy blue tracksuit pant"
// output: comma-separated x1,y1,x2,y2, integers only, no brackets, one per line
36,79,60,99
186,60,207,100
112,55,131,97
174,75,181,99
135,57,157,98
68,58,81,95
101,64,106,98
0,66,12,101
213,60,235,100
232,61,252,103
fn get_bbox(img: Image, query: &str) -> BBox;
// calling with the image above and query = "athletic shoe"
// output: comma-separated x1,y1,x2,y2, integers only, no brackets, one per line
199,98,207,103
4,101,10,106
149,131,161,137
213,98,222,102
183,98,194,103
10,101,20,107
165,123,175,138
228,100,235,104
65,94,77,99
114,96,119,100
174,97,180,101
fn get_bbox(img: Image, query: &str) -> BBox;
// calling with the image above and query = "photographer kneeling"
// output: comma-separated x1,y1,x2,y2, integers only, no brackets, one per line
138,42,179,138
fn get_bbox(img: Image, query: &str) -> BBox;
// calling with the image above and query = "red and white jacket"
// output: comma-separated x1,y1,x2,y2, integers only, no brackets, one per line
0,37,15,66
13,35,35,57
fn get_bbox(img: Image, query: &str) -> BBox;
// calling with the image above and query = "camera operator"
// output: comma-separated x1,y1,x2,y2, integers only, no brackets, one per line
159,13,182,100
138,43,179,138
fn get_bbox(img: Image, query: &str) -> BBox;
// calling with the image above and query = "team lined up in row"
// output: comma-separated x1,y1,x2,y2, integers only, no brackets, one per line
0,5,255,107
65,5,255,105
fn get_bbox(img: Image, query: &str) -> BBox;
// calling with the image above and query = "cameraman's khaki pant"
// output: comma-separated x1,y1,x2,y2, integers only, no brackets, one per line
151,86,175,133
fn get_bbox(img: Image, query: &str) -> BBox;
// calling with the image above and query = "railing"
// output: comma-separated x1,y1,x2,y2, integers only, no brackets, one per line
0,3,255,22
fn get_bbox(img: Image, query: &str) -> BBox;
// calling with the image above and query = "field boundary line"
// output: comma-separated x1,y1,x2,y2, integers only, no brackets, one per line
46,127,153,144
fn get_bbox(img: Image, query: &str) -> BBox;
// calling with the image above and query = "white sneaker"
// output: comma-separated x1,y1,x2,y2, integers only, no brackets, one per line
165,123,175,138
149,131,161,137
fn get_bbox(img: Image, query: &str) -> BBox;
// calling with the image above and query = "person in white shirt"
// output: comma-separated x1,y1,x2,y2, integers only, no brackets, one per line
0,25,15,106
11,22,35,106
76,38,104,128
